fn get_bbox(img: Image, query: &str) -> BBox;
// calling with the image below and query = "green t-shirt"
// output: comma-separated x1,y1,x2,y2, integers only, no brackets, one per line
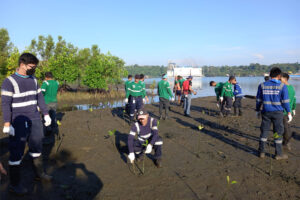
41,80,59,104
158,80,173,100
221,82,234,97
174,80,180,90
179,79,185,88
215,82,224,101
284,84,296,115
126,81,144,98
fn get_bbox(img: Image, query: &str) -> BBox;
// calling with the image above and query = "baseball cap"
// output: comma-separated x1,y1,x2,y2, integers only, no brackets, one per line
188,76,193,79
137,108,148,119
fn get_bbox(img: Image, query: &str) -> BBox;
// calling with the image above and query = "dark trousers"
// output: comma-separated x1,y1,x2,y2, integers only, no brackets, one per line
283,115,292,145
125,96,132,115
221,96,233,116
133,137,163,159
233,97,242,115
129,96,143,120
159,97,170,117
259,111,284,155
10,117,44,165
46,103,58,134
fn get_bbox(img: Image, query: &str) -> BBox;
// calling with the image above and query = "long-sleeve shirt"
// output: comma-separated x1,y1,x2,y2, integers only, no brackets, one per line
256,79,290,113
124,80,132,94
158,79,173,100
1,73,48,123
126,81,144,98
221,82,234,97
284,84,296,116
233,83,243,97
214,82,224,101
128,117,159,153
139,81,147,98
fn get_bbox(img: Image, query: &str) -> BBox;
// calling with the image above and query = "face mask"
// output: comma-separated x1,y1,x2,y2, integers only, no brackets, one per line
26,68,36,76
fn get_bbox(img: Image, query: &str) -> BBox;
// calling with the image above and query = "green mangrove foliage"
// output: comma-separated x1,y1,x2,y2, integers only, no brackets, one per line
0,28,127,91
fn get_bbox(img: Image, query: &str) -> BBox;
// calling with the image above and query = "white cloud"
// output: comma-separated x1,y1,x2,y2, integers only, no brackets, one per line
253,53,264,60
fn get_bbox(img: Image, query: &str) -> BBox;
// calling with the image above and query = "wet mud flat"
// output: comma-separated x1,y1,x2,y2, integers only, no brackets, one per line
0,96,300,200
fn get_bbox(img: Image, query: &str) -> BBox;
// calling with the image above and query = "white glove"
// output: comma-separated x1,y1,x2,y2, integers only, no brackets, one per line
143,98,146,104
292,110,296,116
128,152,135,163
288,114,293,123
220,97,224,102
232,97,235,102
145,144,153,154
124,98,128,104
216,103,220,108
3,125,15,136
44,115,51,126
256,111,261,119
171,97,175,102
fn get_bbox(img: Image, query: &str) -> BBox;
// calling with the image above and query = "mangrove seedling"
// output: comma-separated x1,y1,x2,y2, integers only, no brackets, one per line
108,129,116,149
141,139,149,174
196,125,204,157
222,175,237,200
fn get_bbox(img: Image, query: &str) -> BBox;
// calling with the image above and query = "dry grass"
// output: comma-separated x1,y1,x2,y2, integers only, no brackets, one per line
57,90,125,104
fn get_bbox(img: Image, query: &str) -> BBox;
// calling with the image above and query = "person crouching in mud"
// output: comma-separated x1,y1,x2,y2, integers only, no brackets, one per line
127,108,163,168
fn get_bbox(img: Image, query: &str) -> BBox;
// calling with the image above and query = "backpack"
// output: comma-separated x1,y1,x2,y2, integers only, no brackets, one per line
182,80,190,94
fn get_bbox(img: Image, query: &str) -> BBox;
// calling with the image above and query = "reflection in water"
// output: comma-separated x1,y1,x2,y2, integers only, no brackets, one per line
59,77,300,111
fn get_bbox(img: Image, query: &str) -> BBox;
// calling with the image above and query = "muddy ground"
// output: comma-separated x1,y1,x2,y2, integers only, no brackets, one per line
0,96,300,200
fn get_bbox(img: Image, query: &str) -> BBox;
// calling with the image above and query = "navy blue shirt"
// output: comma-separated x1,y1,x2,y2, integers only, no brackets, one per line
1,73,48,123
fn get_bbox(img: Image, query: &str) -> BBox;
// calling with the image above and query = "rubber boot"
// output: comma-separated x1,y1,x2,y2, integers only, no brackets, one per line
233,107,238,116
155,159,162,168
239,108,242,116
32,156,52,181
9,165,28,195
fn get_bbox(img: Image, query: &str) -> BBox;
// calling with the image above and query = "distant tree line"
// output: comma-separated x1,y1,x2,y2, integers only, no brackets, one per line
125,63,300,77
125,64,166,77
0,28,127,91
202,63,300,77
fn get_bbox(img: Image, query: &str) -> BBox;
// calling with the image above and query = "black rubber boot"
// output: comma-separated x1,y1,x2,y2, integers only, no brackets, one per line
32,156,52,181
155,159,162,168
239,109,242,116
9,165,28,195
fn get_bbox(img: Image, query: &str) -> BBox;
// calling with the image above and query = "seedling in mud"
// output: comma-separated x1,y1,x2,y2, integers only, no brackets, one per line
57,120,62,126
107,129,116,149
196,125,204,157
222,176,237,200
226,176,237,185
89,108,93,112
157,120,160,127
202,110,205,114
141,139,149,174
198,125,204,130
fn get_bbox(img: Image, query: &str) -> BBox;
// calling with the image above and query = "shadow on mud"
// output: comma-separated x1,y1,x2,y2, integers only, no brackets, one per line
0,137,103,200
114,131,129,163
173,116,259,157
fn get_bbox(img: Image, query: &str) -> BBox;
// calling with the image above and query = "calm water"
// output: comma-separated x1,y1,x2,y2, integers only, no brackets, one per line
145,76,300,102
61,77,300,111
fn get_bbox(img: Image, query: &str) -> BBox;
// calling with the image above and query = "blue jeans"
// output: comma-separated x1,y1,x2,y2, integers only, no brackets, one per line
184,94,192,115
259,111,284,155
